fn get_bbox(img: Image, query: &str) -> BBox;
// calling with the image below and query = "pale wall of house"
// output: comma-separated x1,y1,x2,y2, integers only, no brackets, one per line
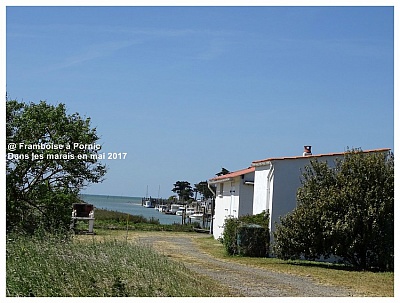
213,181,229,239
238,175,254,216
253,165,270,215
212,179,239,239
264,155,343,240
270,158,310,235
212,172,255,240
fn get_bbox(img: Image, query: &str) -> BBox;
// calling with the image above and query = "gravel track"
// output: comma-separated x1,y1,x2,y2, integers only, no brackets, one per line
134,232,357,297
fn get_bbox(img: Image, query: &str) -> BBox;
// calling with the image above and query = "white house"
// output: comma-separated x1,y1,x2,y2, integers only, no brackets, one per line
208,147,391,242
208,167,255,239
251,147,391,240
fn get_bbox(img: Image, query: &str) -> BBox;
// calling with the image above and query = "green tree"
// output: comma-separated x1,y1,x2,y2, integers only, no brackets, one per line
6,100,107,234
171,181,193,202
194,181,215,200
215,167,230,177
273,149,394,271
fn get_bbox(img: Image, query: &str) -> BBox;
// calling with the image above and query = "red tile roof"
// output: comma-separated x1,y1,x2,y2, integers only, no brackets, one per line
209,166,255,183
252,148,391,166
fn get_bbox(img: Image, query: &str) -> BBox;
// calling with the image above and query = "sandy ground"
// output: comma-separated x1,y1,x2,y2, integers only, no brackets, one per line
127,231,357,297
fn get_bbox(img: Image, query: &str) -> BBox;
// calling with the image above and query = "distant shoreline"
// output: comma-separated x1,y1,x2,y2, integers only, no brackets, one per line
79,193,142,199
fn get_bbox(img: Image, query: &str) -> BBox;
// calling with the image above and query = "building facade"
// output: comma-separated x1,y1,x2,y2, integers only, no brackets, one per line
251,147,391,240
209,147,391,242
208,167,255,239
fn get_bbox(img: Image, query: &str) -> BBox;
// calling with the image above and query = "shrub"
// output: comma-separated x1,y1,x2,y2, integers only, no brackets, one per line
222,211,270,257
236,223,268,257
273,149,394,271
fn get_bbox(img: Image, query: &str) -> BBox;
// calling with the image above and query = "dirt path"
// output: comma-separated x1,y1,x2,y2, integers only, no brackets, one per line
131,232,357,297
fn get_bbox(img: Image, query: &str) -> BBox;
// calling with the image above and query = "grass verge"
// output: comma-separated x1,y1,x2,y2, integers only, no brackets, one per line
194,236,394,297
6,233,229,297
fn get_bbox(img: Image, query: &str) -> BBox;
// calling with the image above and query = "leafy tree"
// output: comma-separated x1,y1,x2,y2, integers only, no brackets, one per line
273,149,394,271
171,181,193,202
215,167,230,177
6,100,107,234
168,195,178,202
194,181,215,200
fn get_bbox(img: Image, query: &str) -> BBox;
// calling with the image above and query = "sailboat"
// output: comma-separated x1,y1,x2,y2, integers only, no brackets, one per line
143,186,154,208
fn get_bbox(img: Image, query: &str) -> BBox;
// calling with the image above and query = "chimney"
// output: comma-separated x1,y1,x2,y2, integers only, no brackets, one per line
303,146,312,156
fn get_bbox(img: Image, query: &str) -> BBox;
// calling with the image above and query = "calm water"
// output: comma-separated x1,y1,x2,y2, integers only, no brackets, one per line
80,194,182,225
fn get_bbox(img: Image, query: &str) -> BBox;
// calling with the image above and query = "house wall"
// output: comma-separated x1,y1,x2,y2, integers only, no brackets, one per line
238,177,254,216
253,164,271,215
270,158,311,235
212,171,255,240
212,179,238,239
253,155,343,240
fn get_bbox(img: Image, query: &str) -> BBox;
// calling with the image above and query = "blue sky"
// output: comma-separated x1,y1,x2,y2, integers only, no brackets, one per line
6,6,394,198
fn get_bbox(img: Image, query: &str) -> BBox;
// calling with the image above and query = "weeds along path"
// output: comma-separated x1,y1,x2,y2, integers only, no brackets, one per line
130,232,357,297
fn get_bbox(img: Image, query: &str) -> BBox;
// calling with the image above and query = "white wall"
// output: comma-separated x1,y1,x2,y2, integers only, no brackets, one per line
253,165,270,214
238,178,254,216
212,181,231,239
270,158,310,234
253,155,343,240
212,171,255,240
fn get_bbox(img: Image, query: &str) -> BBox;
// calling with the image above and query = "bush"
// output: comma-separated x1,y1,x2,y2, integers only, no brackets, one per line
236,223,268,257
273,149,394,271
222,211,270,257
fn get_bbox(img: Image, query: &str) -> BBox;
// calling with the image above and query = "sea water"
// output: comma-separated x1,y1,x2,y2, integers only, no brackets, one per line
80,194,182,225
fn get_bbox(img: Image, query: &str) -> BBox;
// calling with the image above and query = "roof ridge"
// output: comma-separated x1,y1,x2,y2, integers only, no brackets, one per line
252,148,391,165
209,166,255,182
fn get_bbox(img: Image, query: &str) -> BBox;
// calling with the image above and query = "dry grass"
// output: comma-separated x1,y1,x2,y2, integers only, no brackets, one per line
194,236,394,297
74,230,395,296
6,232,229,297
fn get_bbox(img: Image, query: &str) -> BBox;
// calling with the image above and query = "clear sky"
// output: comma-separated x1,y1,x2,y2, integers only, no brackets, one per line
6,5,394,198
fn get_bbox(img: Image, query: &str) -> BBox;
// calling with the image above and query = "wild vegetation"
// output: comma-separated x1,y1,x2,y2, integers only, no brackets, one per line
6,100,106,234
91,208,200,232
6,233,225,297
273,149,394,271
6,100,394,296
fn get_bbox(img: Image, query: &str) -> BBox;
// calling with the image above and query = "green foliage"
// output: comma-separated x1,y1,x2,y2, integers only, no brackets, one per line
215,167,230,176
6,234,222,297
222,211,270,257
236,224,268,257
194,181,215,200
94,208,160,224
6,100,107,234
221,217,240,255
273,149,394,271
93,209,199,232
172,181,193,202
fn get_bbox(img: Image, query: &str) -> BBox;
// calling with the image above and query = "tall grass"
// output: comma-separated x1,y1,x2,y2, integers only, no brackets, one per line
93,208,199,232
6,234,225,297
94,208,160,224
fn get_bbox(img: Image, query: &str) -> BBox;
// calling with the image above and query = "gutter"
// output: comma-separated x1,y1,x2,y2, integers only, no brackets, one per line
207,180,216,235
207,180,216,197
208,177,232,184
266,161,274,231
267,161,274,182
